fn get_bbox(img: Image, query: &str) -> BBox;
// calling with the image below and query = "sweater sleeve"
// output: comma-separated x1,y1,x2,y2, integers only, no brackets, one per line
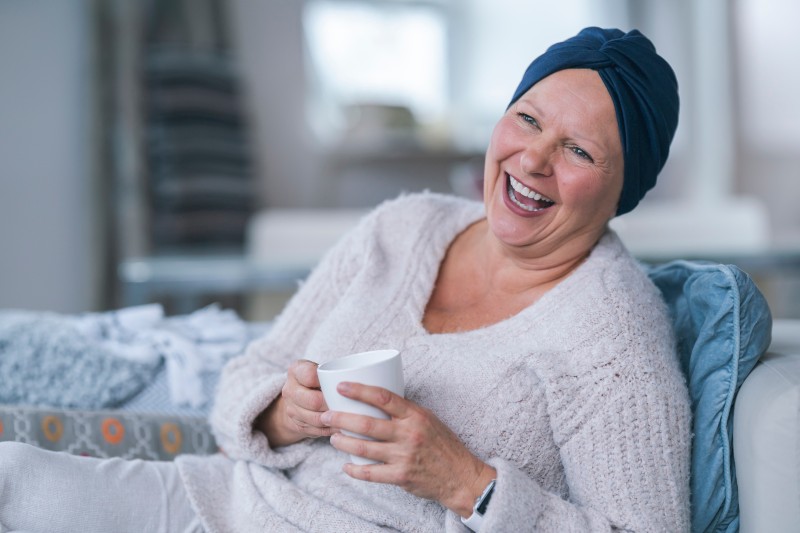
450,316,691,532
482,372,689,532
208,209,376,469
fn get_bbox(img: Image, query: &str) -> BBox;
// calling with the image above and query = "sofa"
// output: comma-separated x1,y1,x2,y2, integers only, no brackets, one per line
734,318,800,532
1,260,796,532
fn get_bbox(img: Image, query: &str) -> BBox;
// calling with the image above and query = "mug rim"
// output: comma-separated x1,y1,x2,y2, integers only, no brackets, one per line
317,349,400,373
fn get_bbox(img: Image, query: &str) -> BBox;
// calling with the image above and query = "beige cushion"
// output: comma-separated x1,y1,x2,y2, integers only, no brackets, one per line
246,208,367,269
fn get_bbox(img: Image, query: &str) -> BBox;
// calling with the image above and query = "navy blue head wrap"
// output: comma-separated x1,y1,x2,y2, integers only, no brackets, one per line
508,27,679,216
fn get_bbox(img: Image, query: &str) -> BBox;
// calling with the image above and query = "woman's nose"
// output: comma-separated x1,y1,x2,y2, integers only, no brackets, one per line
519,140,554,177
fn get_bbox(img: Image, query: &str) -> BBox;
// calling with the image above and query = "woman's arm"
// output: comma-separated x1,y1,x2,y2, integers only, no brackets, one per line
208,211,374,468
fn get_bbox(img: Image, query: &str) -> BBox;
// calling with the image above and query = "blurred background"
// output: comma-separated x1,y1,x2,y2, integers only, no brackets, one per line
1,0,799,321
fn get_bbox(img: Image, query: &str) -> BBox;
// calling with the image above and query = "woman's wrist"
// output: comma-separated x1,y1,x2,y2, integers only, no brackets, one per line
447,462,498,518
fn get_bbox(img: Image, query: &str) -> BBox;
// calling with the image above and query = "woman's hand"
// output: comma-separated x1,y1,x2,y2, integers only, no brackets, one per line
257,359,332,448
320,382,497,517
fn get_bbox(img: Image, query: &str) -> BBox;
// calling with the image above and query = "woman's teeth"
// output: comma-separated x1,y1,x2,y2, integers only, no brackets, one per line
507,175,554,211
509,175,553,202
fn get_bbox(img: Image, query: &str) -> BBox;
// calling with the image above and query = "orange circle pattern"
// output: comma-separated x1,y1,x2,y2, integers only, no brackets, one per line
41,415,64,442
101,418,125,445
160,422,183,455
0,418,4,437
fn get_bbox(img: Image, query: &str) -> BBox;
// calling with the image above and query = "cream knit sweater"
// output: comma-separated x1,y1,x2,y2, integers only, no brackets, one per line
176,192,691,532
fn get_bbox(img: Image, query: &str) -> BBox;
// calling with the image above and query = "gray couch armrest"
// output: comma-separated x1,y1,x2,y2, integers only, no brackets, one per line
734,319,800,533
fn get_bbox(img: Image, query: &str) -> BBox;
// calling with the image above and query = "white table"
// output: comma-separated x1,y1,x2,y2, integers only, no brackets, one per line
119,254,312,314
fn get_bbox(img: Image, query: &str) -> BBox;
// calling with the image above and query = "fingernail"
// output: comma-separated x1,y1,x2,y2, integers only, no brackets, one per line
320,411,331,425
337,382,352,394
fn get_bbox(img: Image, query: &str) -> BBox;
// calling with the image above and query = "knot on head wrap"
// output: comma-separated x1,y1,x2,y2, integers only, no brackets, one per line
508,27,679,216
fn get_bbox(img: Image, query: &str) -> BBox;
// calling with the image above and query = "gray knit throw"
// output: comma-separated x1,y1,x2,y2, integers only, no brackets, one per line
0,311,160,409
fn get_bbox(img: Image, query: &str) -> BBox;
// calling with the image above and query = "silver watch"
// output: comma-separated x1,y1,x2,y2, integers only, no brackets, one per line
460,479,496,532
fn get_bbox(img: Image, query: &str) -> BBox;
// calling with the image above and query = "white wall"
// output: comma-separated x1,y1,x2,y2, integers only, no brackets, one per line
736,0,800,245
0,0,100,312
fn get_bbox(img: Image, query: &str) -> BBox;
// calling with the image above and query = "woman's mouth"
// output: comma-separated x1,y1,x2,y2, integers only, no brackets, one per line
506,174,555,212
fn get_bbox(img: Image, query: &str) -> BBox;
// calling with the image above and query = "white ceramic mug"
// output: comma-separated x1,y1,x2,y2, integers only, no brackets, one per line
317,349,404,465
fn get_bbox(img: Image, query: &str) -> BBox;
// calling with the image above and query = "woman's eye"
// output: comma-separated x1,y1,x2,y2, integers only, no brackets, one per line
571,146,593,162
517,112,539,128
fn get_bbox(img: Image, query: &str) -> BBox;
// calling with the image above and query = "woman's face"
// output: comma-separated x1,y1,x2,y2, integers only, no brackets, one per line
483,68,624,258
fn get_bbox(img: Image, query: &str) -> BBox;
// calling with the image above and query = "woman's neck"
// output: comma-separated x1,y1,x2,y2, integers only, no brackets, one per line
472,220,597,297
421,220,600,334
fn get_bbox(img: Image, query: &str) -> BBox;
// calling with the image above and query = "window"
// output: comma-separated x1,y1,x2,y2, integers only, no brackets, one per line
303,0,627,150
303,0,448,144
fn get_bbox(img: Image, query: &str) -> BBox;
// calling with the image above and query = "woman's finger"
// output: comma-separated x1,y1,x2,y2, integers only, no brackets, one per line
290,359,322,389
322,411,394,442
340,458,413,489
336,382,410,418
286,382,327,412
329,432,391,466
286,400,326,427
284,402,333,436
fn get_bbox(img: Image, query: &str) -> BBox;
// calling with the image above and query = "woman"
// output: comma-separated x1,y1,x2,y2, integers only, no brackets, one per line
0,27,690,532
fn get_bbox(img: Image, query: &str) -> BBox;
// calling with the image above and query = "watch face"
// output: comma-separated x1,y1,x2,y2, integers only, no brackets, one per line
476,481,495,514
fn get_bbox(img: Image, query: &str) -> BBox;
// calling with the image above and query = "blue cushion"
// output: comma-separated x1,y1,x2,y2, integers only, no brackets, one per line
646,260,772,533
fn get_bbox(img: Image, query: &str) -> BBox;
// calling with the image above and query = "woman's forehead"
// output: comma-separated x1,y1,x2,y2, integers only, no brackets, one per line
522,69,611,114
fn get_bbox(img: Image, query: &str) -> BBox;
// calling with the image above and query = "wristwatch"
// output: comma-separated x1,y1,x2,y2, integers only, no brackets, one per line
461,479,496,532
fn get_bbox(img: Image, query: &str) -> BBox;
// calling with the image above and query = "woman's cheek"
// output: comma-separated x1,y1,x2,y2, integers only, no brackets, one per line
488,117,518,159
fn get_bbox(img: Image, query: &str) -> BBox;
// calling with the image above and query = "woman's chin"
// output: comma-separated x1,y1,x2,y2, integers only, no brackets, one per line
486,214,545,249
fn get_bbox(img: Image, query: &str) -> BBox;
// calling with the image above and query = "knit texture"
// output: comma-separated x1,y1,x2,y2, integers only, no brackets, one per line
176,192,691,532
0,311,160,408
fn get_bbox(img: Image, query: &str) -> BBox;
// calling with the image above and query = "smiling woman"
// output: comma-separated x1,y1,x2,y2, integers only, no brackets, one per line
0,26,691,533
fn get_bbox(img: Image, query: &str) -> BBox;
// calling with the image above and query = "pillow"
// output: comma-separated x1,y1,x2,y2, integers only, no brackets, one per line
646,260,773,533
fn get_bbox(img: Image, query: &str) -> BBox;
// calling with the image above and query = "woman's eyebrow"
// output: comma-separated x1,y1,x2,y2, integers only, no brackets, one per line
516,98,547,120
